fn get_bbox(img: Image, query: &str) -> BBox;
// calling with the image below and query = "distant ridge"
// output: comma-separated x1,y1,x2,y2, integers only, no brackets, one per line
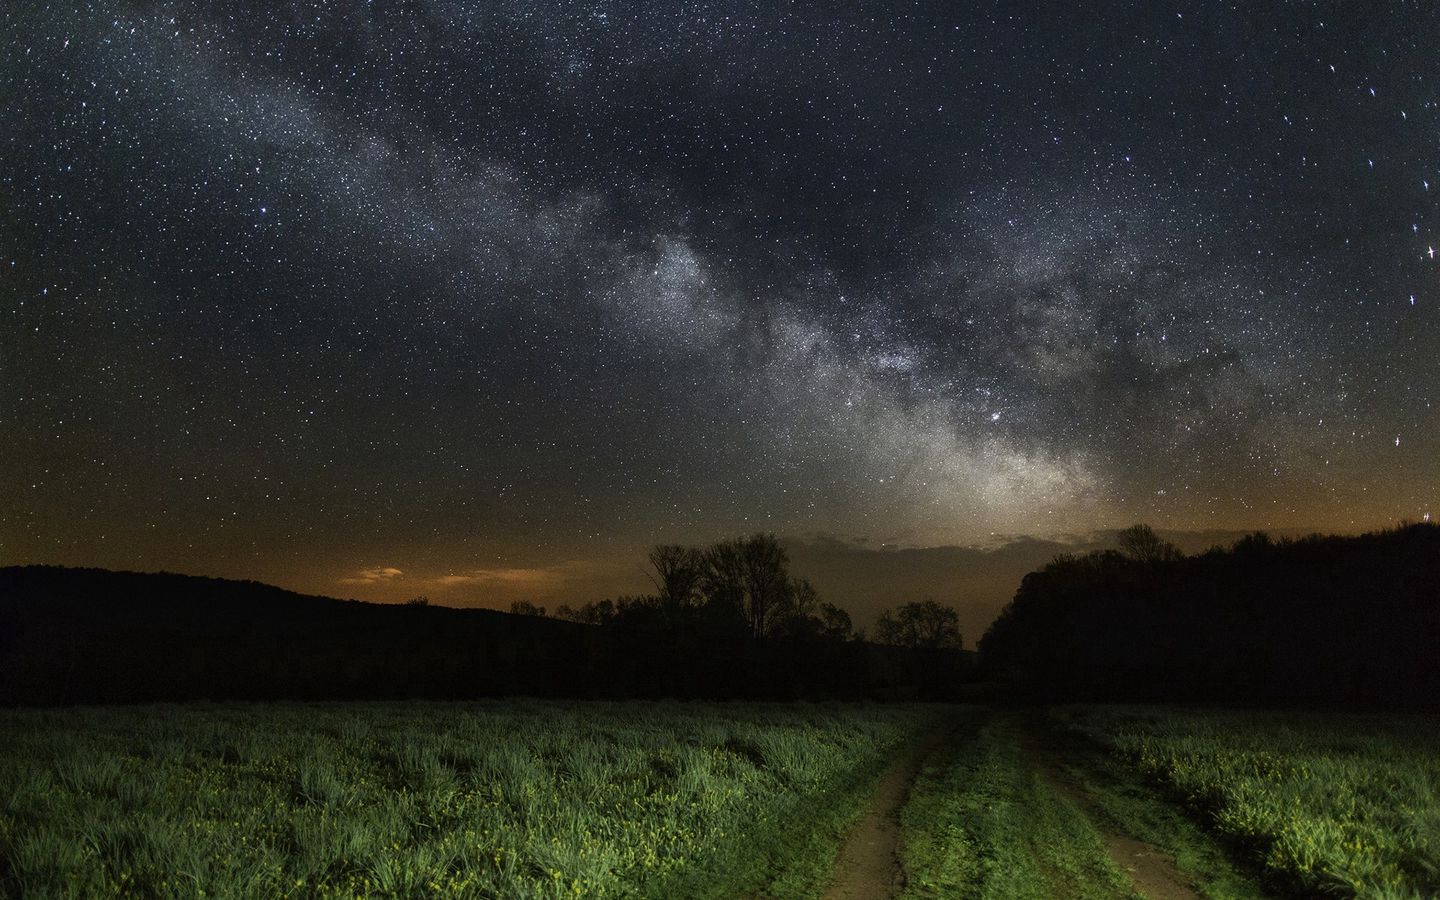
0,565,589,705
0,566,943,705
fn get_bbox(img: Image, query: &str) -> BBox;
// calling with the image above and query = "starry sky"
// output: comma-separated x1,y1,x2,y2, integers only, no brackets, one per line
3,2,1437,636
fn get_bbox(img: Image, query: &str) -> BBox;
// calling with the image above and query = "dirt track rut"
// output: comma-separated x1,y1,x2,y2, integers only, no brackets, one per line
1015,720,1201,900
818,725,951,900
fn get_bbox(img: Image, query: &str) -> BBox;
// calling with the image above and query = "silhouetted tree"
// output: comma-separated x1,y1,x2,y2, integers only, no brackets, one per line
646,544,707,609
790,577,820,619
701,539,748,615
554,599,616,625
738,533,792,639
1116,524,1183,563
509,600,547,617
1233,530,1274,554
875,600,963,649
816,602,853,641
769,577,824,640
698,534,793,638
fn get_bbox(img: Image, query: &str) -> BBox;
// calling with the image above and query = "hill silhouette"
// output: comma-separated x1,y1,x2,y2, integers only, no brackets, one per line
0,567,596,705
16,523,1428,709
0,566,960,705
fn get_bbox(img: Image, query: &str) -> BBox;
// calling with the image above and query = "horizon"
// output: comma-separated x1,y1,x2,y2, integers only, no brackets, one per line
11,519,1417,645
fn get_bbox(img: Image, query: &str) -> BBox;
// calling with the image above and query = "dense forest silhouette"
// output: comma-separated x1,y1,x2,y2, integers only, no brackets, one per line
979,522,1440,708
0,534,969,705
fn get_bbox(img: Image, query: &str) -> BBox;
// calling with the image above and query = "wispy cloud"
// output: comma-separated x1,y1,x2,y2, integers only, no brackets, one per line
432,561,600,591
339,567,404,585
436,568,553,587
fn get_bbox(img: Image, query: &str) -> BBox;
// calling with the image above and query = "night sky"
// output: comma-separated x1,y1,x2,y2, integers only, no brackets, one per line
4,2,1437,635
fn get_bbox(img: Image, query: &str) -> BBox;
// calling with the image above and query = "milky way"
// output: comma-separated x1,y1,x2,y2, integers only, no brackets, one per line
3,2,1437,618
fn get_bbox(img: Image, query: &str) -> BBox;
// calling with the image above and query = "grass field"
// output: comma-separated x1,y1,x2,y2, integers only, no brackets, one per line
0,701,941,899
898,706,1440,900
898,712,1142,899
1057,706,1440,899
5,702,1439,899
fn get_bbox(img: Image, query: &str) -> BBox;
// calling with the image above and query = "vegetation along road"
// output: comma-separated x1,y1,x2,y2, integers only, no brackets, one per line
2,702,1437,898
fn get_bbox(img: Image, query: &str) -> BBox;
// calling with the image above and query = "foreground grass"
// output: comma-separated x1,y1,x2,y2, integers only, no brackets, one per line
1027,713,1264,899
1058,706,1440,898
0,701,941,898
899,712,1138,899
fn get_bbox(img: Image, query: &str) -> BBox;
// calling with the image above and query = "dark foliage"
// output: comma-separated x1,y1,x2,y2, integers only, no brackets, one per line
0,551,972,705
875,600,963,650
0,567,594,705
979,523,1440,708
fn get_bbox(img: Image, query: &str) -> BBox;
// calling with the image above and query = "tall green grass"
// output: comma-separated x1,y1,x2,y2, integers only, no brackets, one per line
899,714,1139,899
0,701,940,898
1059,706,1440,898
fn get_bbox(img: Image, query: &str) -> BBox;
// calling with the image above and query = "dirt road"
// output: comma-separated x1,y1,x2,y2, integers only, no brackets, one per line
818,724,952,900
817,714,1203,900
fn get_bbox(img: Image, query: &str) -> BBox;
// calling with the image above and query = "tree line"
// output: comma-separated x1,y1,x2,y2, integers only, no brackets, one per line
9,522,1434,708
506,533,962,651
979,522,1440,709
503,533,968,699
0,539,970,704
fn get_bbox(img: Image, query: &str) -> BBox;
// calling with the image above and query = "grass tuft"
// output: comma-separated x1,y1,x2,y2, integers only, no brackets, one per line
0,700,941,898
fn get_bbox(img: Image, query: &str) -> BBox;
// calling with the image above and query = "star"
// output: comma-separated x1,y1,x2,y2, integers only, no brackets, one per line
2,0,1435,622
